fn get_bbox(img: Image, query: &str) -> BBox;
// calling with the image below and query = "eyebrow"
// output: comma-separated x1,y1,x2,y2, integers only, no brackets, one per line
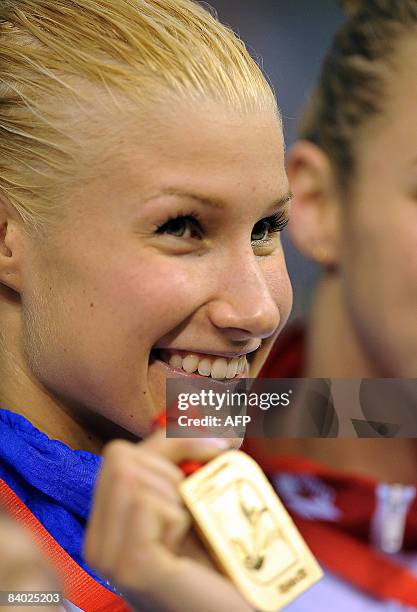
145,187,293,211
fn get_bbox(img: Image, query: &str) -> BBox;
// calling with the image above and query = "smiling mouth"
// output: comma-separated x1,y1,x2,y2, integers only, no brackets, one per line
150,348,255,379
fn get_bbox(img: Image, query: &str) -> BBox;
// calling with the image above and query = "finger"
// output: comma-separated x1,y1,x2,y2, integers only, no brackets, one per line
85,453,190,574
138,467,181,505
133,448,184,486
84,441,137,570
130,491,191,551
106,491,191,586
143,430,231,465
84,433,231,574
85,434,194,569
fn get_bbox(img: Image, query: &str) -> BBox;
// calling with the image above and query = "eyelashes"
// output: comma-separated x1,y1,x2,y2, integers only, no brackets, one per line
155,210,203,238
258,210,290,236
155,208,289,242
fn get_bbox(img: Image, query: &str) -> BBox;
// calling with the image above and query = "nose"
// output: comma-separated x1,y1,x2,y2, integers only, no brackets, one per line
206,248,283,342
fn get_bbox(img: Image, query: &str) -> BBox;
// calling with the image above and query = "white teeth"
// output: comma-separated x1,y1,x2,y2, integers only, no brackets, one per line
169,354,183,369
238,356,245,374
182,354,199,373
226,358,239,378
197,358,211,376
161,350,247,378
211,357,228,379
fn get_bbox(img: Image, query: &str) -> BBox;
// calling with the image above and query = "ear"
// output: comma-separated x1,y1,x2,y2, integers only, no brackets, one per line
286,140,342,270
0,198,25,293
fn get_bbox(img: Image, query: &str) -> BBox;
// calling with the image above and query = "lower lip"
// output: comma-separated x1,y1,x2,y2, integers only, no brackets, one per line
151,355,250,380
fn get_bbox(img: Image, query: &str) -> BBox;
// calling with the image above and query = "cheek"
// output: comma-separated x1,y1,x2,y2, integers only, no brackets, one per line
344,202,414,307
23,244,206,368
342,204,417,373
104,256,206,339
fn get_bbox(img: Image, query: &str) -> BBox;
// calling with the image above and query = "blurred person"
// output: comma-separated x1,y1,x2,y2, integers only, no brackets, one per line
252,0,417,609
0,508,62,612
0,0,293,610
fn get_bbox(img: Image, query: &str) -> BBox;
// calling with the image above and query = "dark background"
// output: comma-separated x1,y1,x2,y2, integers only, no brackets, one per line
201,1,345,319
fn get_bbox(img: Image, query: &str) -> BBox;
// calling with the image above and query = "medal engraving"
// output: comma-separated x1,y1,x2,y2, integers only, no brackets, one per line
180,450,322,611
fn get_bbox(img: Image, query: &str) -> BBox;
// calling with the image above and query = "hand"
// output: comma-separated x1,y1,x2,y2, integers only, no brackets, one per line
84,432,254,612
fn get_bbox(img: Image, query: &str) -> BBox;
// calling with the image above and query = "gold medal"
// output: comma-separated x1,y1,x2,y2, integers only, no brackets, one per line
180,450,323,611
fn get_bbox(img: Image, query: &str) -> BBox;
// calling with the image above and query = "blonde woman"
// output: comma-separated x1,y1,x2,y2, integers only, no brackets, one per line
0,1,292,610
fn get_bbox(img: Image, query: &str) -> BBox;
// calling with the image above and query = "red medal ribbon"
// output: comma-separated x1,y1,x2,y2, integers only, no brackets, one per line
0,479,129,612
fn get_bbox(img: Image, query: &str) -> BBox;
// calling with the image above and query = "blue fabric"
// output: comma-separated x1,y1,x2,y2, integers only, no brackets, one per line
3,408,416,610
0,408,110,589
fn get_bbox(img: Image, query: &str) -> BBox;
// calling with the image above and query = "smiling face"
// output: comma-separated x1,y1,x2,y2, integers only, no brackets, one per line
17,103,291,439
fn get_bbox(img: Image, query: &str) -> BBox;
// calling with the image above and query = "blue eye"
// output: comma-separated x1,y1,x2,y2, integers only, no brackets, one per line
155,212,202,238
154,209,289,243
251,211,289,242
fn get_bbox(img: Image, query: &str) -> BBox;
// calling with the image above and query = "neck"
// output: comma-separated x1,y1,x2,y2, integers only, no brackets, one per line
270,273,417,485
0,371,137,453
0,362,109,454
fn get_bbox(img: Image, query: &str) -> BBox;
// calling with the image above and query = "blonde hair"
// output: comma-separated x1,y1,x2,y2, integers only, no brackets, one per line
0,0,278,232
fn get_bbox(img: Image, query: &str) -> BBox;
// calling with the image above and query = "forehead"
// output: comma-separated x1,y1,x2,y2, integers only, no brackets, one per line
91,103,287,206
353,38,417,185
364,35,417,143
